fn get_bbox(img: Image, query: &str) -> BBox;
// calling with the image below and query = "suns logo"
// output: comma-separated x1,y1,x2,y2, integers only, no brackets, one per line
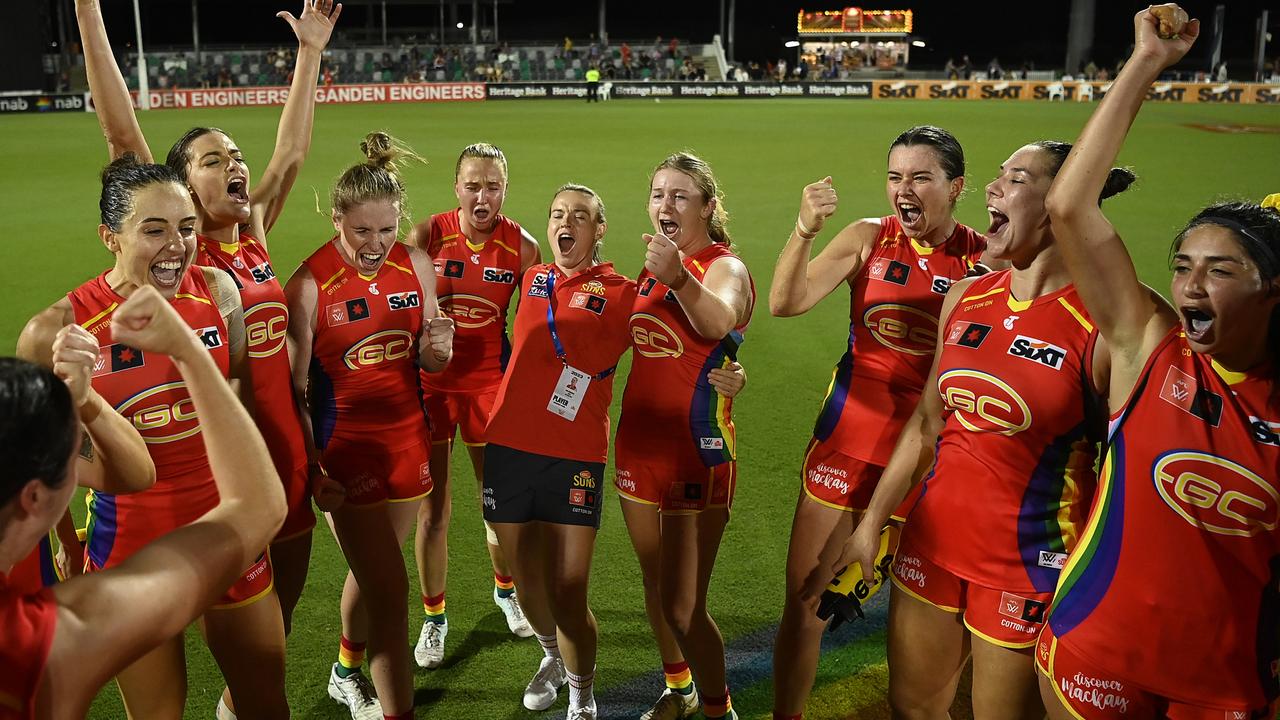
1153,451,1279,538
440,294,500,329
580,280,606,296
343,330,414,370
938,369,1033,436
862,304,937,356
245,302,288,359
117,382,201,444
630,314,684,358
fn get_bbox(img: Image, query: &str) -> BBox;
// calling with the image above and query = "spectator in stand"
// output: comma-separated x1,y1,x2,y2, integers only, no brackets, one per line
564,36,573,53
1216,61,1228,82
1084,59,1098,80
775,58,787,82
622,42,632,66
669,36,679,58
988,57,1003,79
959,54,972,79
217,65,232,87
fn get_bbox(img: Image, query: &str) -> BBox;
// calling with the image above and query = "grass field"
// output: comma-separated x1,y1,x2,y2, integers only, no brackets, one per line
1,97,1277,720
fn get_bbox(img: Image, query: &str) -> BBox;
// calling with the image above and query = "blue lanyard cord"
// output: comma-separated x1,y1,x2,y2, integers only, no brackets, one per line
544,270,616,381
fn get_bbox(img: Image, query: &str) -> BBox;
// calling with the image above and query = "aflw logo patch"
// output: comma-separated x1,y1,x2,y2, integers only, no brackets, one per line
1158,366,1223,427
569,292,606,314
93,344,145,376
869,258,911,285
945,322,991,348
1007,335,1067,370
327,298,371,326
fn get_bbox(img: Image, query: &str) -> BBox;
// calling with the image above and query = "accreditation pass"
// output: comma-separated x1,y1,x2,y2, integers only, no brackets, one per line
548,365,590,421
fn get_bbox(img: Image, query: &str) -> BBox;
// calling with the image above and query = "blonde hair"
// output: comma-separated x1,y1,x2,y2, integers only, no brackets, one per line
652,151,731,245
455,142,508,179
331,132,425,227
551,183,606,263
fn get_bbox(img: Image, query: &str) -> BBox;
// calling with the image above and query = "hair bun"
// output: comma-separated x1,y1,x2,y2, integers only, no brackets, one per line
360,131,394,167
1101,167,1138,201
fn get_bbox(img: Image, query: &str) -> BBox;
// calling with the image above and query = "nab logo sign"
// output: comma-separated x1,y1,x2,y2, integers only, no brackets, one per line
939,369,1032,436
631,314,684,359
245,302,287,359
863,303,937,357
387,291,421,311
343,330,414,370
250,262,277,284
1153,451,1280,538
195,326,224,349
482,267,515,284
1007,335,1067,370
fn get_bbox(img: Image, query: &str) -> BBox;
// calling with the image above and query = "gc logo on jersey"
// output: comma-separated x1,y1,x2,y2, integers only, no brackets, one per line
440,294,500,329
630,314,684,359
245,303,288,359
1153,450,1279,537
938,369,1032,436
117,382,201,444
343,330,414,370
1007,335,1067,370
387,291,421,311
195,326,224,350
483,267,515,284
863,304,937,356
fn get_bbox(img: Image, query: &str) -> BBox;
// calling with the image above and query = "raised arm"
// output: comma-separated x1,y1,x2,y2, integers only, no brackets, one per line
645,236,752,340
43,287,285,716
75,0,153,161
1045,5,1197,361
407,245,454,373
251,0,343,237
770,177,878,317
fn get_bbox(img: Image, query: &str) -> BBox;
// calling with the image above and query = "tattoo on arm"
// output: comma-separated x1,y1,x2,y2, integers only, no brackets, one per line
79,429,95,463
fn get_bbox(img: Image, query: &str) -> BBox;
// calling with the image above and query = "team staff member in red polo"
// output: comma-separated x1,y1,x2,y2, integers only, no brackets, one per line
482,184,634,720
405,142,542,669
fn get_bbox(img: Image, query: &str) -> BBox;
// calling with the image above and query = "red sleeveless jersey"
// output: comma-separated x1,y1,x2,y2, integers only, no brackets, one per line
6,536,57,596
616,243,755,468
303,240,427,451
68,269,229,569
420,209,525,392
1048,328,1280,709
902,271,1103,593
812,217,985,466
0,576,55,720
197,233,308,487
485,263,637,464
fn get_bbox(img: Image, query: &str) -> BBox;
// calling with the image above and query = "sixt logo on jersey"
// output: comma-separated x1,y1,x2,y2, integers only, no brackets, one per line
930,276,952,295
1007,335,1067,370
327,298,370,327
245,303,287,359
1249,416,1280,447
250,262,277,284
945,322,991,348
869,258,911,286
569,292,606,315
1153,450,1279,538
527,272,550,298
1158,365,1223,427
195,326,224,349
386,291,421,311
482,267,515,284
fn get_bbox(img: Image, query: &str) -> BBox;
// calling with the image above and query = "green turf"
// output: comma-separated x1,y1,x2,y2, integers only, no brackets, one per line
0,98,1277,720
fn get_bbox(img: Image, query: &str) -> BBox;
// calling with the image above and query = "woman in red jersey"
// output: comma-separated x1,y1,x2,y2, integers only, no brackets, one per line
15,157,289,719
614,151,754,720
2,286,286,720
817,133,1136,716
769,126,985,720
285,132,453,720
405,142,542,667
1040,8,1280,718
74,0,342,664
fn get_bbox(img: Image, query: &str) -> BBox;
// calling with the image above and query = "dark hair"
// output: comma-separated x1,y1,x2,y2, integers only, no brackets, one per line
889,125,965,181
100,154,187,232
165,126,227,181
331,132,425,229
1174,201,1280,396
0,358,77,509
1032,140,1136,205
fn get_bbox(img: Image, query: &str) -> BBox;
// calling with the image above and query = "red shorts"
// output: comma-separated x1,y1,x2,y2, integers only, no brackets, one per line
276,462,316,542
891,530,1051,648
1037,624,1275,719
422,387,497,445
322,440,433,506
211,552,275,610
614,461,736,513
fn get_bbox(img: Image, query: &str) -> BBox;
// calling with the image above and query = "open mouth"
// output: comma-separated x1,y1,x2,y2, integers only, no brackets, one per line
1181,307,1215,343
897,201,923,228
151,258,184,288
659,219,680,241
358,250,384,272
472,206,492,223
557,232,576,257
227,178,249,204
987,207,1009,237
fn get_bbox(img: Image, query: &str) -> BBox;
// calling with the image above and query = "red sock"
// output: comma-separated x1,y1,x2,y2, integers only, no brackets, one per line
383,713,413,720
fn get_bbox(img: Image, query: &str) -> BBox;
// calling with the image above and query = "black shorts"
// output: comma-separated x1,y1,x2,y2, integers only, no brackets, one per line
483,444,605,529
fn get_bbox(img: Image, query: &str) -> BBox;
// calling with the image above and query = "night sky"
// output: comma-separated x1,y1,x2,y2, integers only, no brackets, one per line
52,0,1278,73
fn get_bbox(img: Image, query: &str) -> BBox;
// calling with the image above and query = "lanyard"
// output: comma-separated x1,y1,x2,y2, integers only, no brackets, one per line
545,270,615,381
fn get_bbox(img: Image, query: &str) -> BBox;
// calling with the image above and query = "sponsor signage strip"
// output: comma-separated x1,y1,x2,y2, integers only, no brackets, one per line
101,82,487,110
0,92,89,113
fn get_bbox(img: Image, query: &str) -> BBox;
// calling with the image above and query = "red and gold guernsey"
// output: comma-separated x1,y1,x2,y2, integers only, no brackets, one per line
6,536,58,596
1048,328,1280,709
902,270,1104,594
197,233,310,527
812,216,985,466
68,269,229,570
616,243,755,468
420,209,525,392
0,576,55,720
304,240,426,452
485,263,637,464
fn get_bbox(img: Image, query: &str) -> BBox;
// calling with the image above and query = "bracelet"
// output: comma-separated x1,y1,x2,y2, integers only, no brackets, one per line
669,266,691,291
795,215,818,239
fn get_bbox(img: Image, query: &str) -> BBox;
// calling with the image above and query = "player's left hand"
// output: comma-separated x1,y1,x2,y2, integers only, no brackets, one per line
426,316,455,364
310,464,345,512
708,361,746,398
643,233,685,288
51,324,100,409
279,0,343,52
